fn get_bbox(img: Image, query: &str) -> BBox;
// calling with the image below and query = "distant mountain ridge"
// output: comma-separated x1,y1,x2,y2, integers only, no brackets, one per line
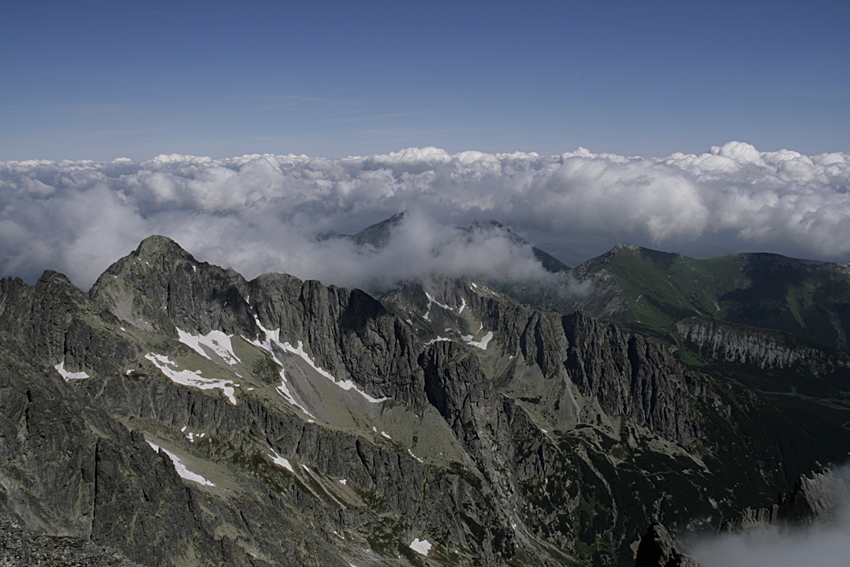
327,211,571,273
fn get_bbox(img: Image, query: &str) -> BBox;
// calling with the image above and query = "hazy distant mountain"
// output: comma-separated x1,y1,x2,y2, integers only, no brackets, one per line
2,236,849,566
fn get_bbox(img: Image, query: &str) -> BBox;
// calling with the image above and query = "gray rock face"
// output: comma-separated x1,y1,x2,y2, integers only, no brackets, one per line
249,274,425,405
676,316,844,371
0,271,137,377
91,236,424,405
563,311,701,445
0,336,231,567
3,235,850,567
90,235,255,336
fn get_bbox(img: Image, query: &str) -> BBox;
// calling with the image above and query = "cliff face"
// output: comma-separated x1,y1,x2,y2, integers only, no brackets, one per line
728,467,850,532
676,316,844,372
0,336,233,567
2,236,850,567
0,271,138,378
562,312,701,445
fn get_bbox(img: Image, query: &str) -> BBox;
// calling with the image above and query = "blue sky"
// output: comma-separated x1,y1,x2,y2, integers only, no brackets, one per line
1,0,848,161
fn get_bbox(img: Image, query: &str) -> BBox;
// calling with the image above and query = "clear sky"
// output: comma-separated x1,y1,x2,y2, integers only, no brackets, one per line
1,0,848,161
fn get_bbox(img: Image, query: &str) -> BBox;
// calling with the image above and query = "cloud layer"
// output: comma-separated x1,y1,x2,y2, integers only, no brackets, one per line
1,142,849,290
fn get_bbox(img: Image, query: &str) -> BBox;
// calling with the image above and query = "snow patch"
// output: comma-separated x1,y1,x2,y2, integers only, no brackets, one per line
381,431,392,440
408,449,424,463
276,369,316,418
409,538,432,556
462,330,493,350
176,328,241,365
145,353,238,404
146,440,215,487
268,450,295,473
183,430,205,443
54,360,90,381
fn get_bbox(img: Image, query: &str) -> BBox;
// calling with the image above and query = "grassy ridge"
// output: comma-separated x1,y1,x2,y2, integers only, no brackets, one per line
576,245,850,354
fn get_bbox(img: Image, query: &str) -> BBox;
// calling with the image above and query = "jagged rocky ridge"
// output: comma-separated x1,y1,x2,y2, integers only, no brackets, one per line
726,467,850,532
633,466,850,567
676,317,850,378
1,236,849,566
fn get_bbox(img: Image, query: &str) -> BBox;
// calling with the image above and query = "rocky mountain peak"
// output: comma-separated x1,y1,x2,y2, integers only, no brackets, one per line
133,235,195,263
36,269,76,288
89,236,253,335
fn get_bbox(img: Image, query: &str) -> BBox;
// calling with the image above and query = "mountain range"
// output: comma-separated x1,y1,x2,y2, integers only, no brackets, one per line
1,223,849,566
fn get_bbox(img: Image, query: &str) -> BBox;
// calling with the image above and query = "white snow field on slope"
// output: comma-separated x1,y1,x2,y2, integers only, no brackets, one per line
146,440,215,487
54,360,90,381
176,328,241,365
145,353,239,405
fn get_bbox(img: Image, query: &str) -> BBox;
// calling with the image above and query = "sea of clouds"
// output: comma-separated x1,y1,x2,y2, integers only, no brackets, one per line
1,141,848,290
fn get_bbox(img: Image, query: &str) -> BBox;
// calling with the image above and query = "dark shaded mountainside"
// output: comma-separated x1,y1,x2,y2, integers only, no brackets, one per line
1,235,849,566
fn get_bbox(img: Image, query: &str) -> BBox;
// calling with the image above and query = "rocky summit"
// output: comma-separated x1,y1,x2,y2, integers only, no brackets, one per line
2,235,850,566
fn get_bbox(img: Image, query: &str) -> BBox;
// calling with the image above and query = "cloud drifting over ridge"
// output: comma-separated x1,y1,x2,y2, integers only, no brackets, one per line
1,142,849,289
687,465,850,567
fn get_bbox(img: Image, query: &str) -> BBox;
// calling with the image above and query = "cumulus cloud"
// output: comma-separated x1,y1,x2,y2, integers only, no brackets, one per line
1,141,849,290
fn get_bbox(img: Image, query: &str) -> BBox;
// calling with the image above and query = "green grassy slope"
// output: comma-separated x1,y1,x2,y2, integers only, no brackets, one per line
573,245,850,354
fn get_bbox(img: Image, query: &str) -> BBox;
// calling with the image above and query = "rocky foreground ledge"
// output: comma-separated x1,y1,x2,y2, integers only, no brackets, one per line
0,516,143,567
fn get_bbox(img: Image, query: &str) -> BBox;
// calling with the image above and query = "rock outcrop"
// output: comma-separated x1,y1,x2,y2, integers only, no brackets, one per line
676,316,845,372
634,523,703,567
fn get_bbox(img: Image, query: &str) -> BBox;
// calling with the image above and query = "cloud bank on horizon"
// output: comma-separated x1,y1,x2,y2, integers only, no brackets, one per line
1,141,849,290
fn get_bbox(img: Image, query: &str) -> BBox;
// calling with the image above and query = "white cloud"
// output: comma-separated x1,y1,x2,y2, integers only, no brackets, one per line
1,142,849,290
